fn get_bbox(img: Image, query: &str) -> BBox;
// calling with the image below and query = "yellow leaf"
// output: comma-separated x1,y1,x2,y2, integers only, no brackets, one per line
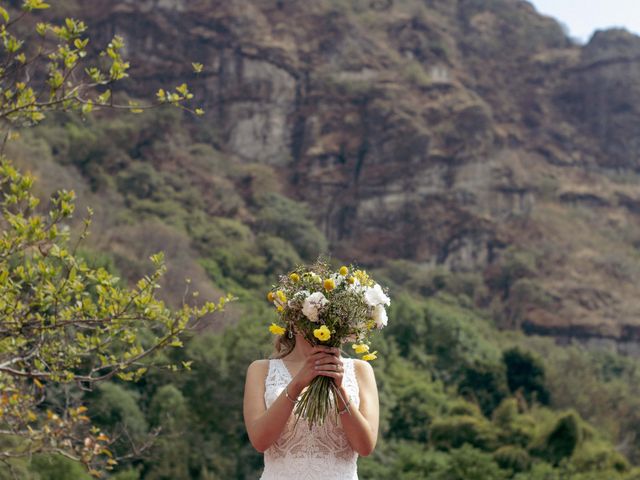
192,62,203,73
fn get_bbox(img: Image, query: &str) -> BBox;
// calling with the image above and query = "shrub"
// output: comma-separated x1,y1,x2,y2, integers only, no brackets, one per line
389,380,445,442
531,411,583,466
435,444,508,480
458,360,509,415
503,347,550,405
28,454,92,480
429,415,498,451
257,234,302,276
254,192,328,260
448,399,483,418
494,445,532,473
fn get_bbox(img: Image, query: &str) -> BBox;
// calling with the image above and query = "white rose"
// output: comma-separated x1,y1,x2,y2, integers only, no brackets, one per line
372,304,388,329
364,283,390,307
302,292,329,322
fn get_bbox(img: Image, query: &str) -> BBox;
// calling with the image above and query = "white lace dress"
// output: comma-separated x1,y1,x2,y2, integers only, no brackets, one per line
260,358,360,480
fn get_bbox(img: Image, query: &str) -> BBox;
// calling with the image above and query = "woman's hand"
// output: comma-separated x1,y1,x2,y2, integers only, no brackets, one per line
289,346,344,396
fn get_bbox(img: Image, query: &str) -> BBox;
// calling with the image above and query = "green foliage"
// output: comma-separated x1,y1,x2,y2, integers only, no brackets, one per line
29,454,93,480
0,3,221,473
90,383,149,454
458,360,509,416
486,247,537,299
388,372,447,442
503,347,550,405
494,445,532,473
531,411,583,466
433,444,508,480
492,399,537,447
429,415,498,451
255,192,328,260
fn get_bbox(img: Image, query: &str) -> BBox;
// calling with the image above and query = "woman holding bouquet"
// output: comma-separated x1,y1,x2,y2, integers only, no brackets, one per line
243,263,387,480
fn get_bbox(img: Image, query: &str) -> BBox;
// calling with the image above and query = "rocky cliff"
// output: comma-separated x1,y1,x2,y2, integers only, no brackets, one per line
48,0,640,345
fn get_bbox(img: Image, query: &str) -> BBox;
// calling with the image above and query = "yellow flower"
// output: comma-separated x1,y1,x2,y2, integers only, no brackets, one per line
354,269,373,286
339,266,349,276
276,305,284,312
276,290,287,303
269,323,286,335
323,278,336,291
313,325,331,342
267,291,275,302
352,343,369,354
347,276,355,284
289,273,300,282
362,351,378,361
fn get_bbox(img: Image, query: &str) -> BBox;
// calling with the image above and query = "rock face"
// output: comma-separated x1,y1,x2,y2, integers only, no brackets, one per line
66,0,640,343
558,29,640,170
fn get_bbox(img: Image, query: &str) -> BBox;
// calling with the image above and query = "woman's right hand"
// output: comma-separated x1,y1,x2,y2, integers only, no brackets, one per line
288,346,341,397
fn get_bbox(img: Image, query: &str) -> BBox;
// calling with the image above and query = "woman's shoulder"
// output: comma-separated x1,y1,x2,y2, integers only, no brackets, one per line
246,358,271,375
248,358,271,368
351,358,375,381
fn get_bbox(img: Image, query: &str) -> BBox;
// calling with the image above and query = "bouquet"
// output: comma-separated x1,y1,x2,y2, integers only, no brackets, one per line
266,261,390,427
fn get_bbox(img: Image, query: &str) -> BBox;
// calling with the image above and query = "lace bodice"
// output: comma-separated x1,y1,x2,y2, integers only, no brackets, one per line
260,358,360,480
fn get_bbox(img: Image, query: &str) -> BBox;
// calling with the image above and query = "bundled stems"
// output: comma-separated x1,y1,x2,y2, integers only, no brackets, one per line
294,376,349,428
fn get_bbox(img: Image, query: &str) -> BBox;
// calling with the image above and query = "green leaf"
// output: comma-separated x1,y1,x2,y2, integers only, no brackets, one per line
0,7,10,23
23,0,50,11
81,100,93,114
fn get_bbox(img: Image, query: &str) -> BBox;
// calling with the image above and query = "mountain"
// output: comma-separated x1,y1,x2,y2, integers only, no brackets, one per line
38,0,640,347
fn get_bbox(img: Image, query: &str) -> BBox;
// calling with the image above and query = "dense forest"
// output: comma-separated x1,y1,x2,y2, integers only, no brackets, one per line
3,0,640,479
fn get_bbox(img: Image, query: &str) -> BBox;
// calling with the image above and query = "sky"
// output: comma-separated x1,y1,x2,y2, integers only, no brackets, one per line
529,0,640,43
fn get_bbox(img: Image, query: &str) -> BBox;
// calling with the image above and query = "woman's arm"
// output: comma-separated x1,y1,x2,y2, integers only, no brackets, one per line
335,359,379,456
243,348,336,452
243,359,295,452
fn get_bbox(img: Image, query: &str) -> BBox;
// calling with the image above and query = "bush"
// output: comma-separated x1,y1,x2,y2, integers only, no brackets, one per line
257,234,302,276
503,347,550,405
458,360,509,415
494,445,532,473
389,380,445,442
571,441,630,473
89,383,149,456
492,398,536,447
434,444,508,480
429,415,498,451
385,292,428,357
531,411,583,466
254,192,328,260
448,399,483,417
28,454,92,480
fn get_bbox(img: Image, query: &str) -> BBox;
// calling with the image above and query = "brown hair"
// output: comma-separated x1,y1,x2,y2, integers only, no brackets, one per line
271,326,296,359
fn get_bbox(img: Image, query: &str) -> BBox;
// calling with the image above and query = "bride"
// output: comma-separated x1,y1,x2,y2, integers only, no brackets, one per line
243,325,380,480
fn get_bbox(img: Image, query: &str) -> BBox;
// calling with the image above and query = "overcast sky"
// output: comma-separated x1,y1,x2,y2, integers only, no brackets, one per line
529,0,640,43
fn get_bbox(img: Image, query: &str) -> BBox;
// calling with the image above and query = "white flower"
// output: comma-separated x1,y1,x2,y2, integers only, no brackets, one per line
330,272,345,288
372,304,388,329
364,283,390,307
288,290,310,307
302,292,329,322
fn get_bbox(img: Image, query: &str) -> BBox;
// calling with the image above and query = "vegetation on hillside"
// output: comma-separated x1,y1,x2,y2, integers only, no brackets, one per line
3,1,640,479
1,106,639,479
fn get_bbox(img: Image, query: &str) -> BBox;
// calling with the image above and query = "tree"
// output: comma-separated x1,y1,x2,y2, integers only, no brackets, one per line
0,1,227,476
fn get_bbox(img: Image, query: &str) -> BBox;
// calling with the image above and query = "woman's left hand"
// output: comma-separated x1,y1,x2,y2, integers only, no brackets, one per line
313,346,344,389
